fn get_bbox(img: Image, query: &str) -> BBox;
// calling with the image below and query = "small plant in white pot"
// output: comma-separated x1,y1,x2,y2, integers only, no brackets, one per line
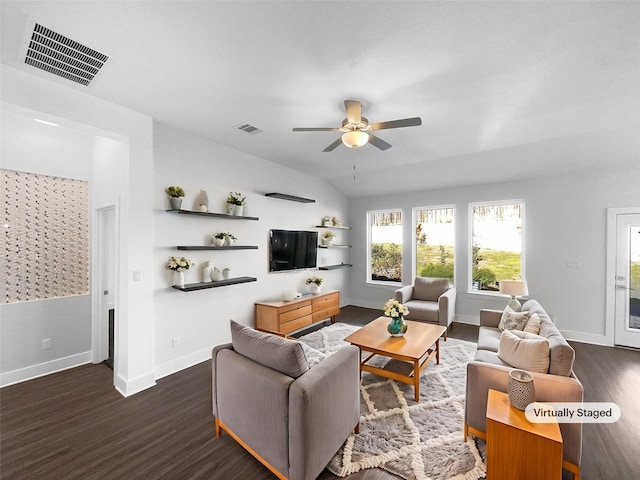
165,185,185,210
226,192,246,216
211,232,226,247
321,230,335,246
305,275,324,294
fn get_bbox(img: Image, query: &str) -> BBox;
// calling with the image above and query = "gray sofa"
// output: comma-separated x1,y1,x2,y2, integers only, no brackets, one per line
395,276,456,338
464,300,583,480
212,320,360,480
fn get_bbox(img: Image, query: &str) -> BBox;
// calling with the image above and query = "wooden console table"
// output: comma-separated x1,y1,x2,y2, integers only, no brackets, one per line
255,290,339,335
486,389,563,480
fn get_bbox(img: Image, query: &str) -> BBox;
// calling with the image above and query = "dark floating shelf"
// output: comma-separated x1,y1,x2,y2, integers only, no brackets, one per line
172,276,257,291
177,245,259,251
167,209,259,221
318,264,353,270
319,244,352,249
265,193,315,203
315,225,351,230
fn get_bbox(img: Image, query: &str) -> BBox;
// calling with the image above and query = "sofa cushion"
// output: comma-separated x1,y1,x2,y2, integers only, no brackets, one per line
497,329,550,373
230,320,309,378
539,319,576,376
477,326,502,353
523,313,541,335
474,349,511,367
498,306,530,331
413,277,450,302
404,299,439,323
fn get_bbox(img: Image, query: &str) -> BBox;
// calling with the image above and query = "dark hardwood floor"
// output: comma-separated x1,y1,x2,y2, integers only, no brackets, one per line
1,306,638,480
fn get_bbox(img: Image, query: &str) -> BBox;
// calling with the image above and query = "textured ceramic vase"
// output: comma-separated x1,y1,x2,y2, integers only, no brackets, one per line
309,284,321,294
508,369,535,410
387,316,408,337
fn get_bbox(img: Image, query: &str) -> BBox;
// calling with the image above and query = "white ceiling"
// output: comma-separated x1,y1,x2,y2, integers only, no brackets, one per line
2,1,639,197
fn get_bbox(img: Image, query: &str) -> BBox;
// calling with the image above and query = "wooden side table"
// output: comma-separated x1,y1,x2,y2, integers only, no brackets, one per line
486,389,563,480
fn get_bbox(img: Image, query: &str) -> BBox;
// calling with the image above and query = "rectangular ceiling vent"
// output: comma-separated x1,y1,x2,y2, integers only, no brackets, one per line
23,22,109,87
235,123,263,135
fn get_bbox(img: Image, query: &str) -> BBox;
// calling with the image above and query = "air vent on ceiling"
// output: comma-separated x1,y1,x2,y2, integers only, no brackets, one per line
235,123,263,135
22,22,109,87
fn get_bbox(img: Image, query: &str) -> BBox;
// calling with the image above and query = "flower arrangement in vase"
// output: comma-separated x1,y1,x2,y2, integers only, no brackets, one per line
305,275,324,294
165,185,185,210
211,232,237,247
226,191,246,216
166,256,194,286
321,230,335,245
383,298,410,337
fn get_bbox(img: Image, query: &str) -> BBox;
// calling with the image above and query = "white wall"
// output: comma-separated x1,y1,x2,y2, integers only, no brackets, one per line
347,167,640,345
0,107,95,385
152,122,351,378
1,66,155,396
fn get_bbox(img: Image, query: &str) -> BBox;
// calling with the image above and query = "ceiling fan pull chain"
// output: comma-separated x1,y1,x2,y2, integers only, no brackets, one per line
353,149,357,181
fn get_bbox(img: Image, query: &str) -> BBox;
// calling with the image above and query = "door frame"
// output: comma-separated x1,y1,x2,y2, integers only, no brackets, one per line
606,207,640,347
91,202,120,364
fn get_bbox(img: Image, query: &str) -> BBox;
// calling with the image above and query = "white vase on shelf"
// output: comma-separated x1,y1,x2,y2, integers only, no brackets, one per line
202,262,213,282
309,284,321,294
233,204,244,216
173,271,185,287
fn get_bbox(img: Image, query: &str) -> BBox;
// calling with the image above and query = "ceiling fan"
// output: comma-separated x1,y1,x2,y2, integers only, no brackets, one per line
293,100,422,152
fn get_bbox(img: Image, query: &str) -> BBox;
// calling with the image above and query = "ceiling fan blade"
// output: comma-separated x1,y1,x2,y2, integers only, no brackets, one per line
293,127,340,132
370,117,422,130
367,133,392,151
323,137,344,152
344,100,362,125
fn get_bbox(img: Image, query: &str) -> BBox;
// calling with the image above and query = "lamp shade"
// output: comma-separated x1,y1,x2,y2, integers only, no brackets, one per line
499,280,529,297
341,130,369,148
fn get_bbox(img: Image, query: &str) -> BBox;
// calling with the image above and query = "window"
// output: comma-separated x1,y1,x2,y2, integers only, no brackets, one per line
414,206,455,282
368,209,403,283
470,201,524,292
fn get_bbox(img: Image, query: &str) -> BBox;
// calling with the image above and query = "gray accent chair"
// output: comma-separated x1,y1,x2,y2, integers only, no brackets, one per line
464,300,583,480
212,321,360,480
394,276,457,339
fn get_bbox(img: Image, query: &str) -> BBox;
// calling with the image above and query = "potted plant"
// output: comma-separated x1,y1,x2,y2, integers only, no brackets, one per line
321,230,335,246
305,275,323,294
165,185,185,210
211,232,226,247
223,232,237,246
166,256,194,287
226,191,246,216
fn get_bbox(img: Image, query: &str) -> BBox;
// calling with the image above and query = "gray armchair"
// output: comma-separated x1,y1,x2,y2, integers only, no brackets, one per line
395,276,457,339
212,321,360,480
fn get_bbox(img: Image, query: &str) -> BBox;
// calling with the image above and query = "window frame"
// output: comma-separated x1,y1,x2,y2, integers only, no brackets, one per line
412,204,456,286
468,199,525,295
366,208,404,286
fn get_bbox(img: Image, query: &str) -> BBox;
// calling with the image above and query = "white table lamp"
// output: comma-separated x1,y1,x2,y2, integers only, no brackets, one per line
500,280,529,310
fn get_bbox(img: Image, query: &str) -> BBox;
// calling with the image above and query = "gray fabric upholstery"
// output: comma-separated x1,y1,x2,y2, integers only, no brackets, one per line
230,319,309,378
394,277,457,332
466,299,583,471
413,276,450,301
212,324,360,480
466,361,583,467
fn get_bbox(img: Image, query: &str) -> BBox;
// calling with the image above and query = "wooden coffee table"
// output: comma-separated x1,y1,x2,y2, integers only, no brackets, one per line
344,316,447,401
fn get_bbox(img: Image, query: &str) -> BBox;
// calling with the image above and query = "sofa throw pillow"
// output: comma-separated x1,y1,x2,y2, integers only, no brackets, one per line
299,342,328,368
230,320,309,378
413,277,450,302
498,306,530,331
497,329,550,373
523,313,542,335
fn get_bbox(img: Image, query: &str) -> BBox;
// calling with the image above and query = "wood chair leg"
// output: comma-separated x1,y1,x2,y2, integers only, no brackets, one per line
354,422,360,434
215,418,222,438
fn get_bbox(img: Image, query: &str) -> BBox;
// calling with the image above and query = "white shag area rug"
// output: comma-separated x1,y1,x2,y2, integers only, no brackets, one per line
297,322,486,480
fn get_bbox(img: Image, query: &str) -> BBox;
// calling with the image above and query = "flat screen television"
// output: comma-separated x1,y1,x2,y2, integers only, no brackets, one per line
269,229,318,272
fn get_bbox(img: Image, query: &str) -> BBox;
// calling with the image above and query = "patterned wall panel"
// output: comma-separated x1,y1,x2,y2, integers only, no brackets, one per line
1,169,89,303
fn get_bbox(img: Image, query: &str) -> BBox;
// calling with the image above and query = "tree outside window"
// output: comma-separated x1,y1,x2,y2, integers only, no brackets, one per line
368,210,402,283
415,207,455,282
470,201,523,291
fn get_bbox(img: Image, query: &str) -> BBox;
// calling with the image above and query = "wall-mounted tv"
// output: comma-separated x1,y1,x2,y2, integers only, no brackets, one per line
269,229,318,272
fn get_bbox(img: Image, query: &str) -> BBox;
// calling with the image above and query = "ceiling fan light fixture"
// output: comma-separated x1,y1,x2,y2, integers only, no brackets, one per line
342,130,369,148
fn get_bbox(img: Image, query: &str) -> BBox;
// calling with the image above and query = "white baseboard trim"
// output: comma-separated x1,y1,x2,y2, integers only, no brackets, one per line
114,371,156,398
154,347,212,381
0,351,92,388
560,329,612,347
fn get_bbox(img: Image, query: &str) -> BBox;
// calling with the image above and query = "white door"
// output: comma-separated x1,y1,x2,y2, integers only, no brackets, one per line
614,213,640,348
